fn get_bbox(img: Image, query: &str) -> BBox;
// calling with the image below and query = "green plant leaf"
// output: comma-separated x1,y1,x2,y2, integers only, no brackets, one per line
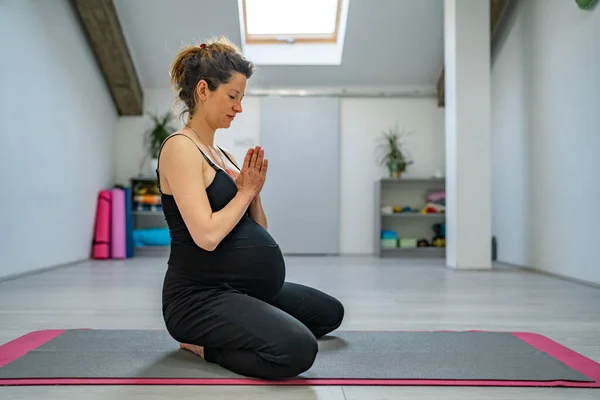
144,111,177,158
576,0,598,10
374,124,414,175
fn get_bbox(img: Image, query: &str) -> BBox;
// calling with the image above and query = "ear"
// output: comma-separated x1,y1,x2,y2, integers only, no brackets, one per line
196,80,209,102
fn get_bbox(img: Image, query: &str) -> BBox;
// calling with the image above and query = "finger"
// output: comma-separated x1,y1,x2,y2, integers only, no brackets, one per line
254,146,262,166
261,159,268,177
250,146,259,168
255,148,264,170
243,148,254,169
244,148,253,168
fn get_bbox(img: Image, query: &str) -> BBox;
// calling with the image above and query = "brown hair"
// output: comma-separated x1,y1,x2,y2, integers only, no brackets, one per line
169,36,255,119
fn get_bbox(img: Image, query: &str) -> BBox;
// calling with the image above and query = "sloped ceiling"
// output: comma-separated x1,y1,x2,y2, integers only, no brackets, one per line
112,0,444,91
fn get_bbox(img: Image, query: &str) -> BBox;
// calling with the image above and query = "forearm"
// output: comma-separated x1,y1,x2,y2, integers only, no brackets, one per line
200,191,254,250
249,195,268,230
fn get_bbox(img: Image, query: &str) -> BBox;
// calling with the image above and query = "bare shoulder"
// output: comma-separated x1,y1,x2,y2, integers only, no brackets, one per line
160,133,201,164
161,132,195,152
159,133,206,184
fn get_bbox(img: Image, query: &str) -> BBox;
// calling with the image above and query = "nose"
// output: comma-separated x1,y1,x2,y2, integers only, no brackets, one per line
233,103,242,113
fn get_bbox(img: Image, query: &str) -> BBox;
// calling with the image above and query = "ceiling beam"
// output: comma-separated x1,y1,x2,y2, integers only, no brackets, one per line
70,0,143,116
436,0,509,107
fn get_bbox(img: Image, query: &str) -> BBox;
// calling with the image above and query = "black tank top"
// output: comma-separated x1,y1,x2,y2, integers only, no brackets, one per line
155,134,281,278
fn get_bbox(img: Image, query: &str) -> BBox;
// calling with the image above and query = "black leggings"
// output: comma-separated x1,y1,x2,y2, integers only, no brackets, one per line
163,281,345,380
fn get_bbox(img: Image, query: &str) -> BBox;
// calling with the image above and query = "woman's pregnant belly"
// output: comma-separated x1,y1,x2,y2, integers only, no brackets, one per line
209,244,286,302
219,215,278,249
169,216,286,302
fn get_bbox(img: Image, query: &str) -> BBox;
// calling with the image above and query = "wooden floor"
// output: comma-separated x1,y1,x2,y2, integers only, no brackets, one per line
1,255,599,399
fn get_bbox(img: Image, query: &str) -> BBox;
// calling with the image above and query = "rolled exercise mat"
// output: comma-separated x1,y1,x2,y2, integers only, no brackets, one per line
111,188,126,259
124,187,134,258
91,190,112,259
0,330,598,387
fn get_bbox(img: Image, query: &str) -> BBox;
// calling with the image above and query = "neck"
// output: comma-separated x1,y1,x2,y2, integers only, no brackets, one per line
186,113,216,147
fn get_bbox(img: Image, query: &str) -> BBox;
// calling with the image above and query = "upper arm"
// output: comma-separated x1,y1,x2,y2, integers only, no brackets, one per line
159,136,216,250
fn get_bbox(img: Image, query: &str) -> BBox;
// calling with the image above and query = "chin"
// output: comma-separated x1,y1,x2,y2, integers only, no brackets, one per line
222,118,234,128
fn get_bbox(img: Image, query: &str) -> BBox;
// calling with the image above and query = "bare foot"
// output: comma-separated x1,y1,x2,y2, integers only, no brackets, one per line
180,343,205,359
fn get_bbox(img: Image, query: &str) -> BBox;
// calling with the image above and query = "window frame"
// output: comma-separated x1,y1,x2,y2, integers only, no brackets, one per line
241,0,343,44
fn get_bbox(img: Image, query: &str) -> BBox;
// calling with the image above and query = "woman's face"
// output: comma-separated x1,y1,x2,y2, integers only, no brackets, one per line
200,72,247,130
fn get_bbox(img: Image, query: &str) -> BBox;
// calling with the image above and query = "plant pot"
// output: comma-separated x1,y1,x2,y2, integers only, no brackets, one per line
390,170,402,179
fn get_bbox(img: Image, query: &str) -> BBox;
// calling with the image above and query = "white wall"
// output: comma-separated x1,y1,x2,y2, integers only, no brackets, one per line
492,0,600,284
115,92,445,255
0,0,117,279
491,0,531,267
340,98,445,254
115,88,176,184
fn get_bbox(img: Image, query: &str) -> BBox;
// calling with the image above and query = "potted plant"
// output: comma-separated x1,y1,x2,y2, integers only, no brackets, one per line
576,0,598,10
376,125,414,178
144,111,177,173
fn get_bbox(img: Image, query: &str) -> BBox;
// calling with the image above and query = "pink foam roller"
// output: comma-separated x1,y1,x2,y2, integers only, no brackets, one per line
111,188,126,259
92,190,112,259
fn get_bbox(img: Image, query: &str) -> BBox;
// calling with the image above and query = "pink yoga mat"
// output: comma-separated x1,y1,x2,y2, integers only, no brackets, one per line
92,190,112,259
111,188,126,259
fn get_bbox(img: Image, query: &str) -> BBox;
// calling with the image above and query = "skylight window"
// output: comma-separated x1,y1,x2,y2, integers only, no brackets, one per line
242,0,341,43
238,0,349,65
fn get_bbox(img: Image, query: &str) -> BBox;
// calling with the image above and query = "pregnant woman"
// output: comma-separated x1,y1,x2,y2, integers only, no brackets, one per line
156,37,345,380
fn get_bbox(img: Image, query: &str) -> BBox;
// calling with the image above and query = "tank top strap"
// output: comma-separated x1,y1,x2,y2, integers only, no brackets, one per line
155,133,219,194
217,146,241,171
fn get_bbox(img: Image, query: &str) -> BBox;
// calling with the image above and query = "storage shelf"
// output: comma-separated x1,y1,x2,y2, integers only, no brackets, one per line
131,177,167,256
381,247,445,258
133,210,163,216
375,176,446,258
380,177,445,184
134,245,169,257
382,212,445,218
131,175,157,182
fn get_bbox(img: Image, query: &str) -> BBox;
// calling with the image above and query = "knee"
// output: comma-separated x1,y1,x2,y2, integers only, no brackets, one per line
290,333,319,376
275,330,318,378
316,296,345,337
328,297,345,329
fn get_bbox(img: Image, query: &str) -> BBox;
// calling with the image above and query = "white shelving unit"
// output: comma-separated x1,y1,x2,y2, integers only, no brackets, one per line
374,177,446,258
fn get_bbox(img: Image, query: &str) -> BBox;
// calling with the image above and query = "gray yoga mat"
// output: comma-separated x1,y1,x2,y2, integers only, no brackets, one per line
0,329,593,382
